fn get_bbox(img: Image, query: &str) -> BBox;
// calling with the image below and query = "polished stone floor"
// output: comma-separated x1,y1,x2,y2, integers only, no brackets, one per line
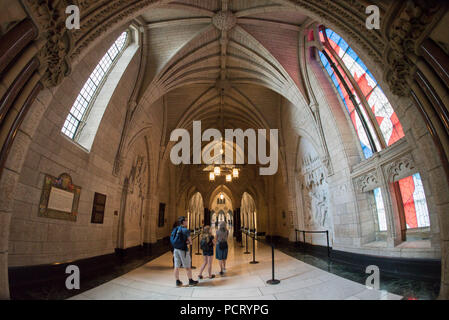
271,239,440,300
69,231,403,300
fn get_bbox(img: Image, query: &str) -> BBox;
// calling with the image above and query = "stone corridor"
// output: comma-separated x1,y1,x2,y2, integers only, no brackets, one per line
70,231,402,300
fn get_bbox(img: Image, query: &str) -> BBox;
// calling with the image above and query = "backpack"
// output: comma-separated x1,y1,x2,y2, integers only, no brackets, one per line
218,241,228,250
200,236,213,251
170,226,186,249
200,238,209,251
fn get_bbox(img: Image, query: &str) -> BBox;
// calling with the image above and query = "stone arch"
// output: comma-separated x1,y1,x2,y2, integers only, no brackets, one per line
0,0,448,300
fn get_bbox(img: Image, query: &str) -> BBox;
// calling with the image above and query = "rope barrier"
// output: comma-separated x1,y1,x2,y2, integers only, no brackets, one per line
243,229,279,284
295,229,331,257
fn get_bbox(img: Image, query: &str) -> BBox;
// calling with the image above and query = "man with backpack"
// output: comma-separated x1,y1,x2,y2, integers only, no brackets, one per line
170,216,199,287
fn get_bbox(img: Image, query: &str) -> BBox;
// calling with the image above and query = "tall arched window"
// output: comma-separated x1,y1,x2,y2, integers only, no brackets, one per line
318,27,405,159
61,31,129,140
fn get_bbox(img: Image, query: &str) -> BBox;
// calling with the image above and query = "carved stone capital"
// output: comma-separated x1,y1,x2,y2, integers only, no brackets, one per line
21,0,74,88
384,0,444,96
384,153,416,183
354,171,379,193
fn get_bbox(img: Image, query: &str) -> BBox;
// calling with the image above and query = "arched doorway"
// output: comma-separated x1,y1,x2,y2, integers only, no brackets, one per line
187,192,204,231
241,192,257,233
209,186,234,228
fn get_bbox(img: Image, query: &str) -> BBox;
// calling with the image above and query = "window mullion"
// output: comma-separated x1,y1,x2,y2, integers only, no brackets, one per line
61,31,129,140
321,49,378,153
324,42,387,149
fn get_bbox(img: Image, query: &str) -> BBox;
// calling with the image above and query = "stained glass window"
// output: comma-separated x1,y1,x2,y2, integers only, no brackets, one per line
319,50,374,158
62,31,128,139
318,28,405,158
397,173,430,229
373,188,387,231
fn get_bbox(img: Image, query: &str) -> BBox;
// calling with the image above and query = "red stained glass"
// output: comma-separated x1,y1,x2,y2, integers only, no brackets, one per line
398,176,418,229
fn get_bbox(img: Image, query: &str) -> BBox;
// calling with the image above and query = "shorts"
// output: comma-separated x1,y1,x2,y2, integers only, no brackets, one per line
203,250,213,256
216,243,228,260
173,248,191,268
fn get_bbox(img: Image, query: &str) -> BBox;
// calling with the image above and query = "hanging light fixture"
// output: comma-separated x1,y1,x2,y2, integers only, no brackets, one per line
209,172,215,181
232,168,239,178
226,174,232,182
220,193,224,200
214,166,220,176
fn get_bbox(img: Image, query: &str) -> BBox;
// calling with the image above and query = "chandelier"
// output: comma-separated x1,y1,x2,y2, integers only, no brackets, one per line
205,142,239,182
207,164,239,182
204,89,239,182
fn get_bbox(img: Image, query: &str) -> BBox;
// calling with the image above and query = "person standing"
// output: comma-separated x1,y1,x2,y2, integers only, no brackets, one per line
170,221,179,268
215,221,229,276
170,216,199,287
198,225,216,279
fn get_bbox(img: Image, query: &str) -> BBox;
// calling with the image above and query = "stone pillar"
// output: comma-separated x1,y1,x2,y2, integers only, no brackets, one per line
0,210,11,299
378,165,403,247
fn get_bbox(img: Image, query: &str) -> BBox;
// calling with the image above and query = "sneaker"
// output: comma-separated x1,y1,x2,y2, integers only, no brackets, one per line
188,279,199,286
176,280,183,287
209,274,215,279
219,271,224,276
198,275,203,279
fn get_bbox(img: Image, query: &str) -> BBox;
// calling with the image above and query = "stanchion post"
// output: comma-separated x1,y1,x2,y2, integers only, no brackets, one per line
266,242,280,285
249,233,258,264
326,230,330,258
190,241,196,269
302,231,306,253
244,230,250,254
195,232,201,255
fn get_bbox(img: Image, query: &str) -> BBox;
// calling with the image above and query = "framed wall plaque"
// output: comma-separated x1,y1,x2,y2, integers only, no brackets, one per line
39,173,81,221
91,192,107,224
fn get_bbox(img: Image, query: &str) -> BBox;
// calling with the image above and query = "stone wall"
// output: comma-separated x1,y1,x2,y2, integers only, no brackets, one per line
8,27,141,266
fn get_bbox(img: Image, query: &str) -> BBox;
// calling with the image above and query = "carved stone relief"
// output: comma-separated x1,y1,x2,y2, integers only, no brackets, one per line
21,0,74,87
300,152,330,229
354,171,379,193
384,0,445,95
384,153,416,182
123,154,147,245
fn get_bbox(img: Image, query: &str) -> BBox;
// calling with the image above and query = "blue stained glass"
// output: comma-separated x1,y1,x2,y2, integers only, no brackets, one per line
328,31,341,46
337,37,349,54
325,63,333,76
366,69,377,85
356,57,368,72
362,143,373,158
336,86,345,101
345,47,358,62
373,188,387,231
330,73,339,89
319,51,328,66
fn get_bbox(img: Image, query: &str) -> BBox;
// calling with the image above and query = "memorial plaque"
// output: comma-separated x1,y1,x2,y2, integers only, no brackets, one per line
91,192,107,224
39,173,81,221
48,187,74,212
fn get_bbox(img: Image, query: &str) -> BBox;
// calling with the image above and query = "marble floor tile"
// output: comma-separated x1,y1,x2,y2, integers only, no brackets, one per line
70,233,402,300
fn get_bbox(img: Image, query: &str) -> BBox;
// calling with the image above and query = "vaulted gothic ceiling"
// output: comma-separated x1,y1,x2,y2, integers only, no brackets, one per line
137,0,312,136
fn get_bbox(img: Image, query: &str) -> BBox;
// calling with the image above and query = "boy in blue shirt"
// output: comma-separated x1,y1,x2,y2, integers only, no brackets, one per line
171,216,198,287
